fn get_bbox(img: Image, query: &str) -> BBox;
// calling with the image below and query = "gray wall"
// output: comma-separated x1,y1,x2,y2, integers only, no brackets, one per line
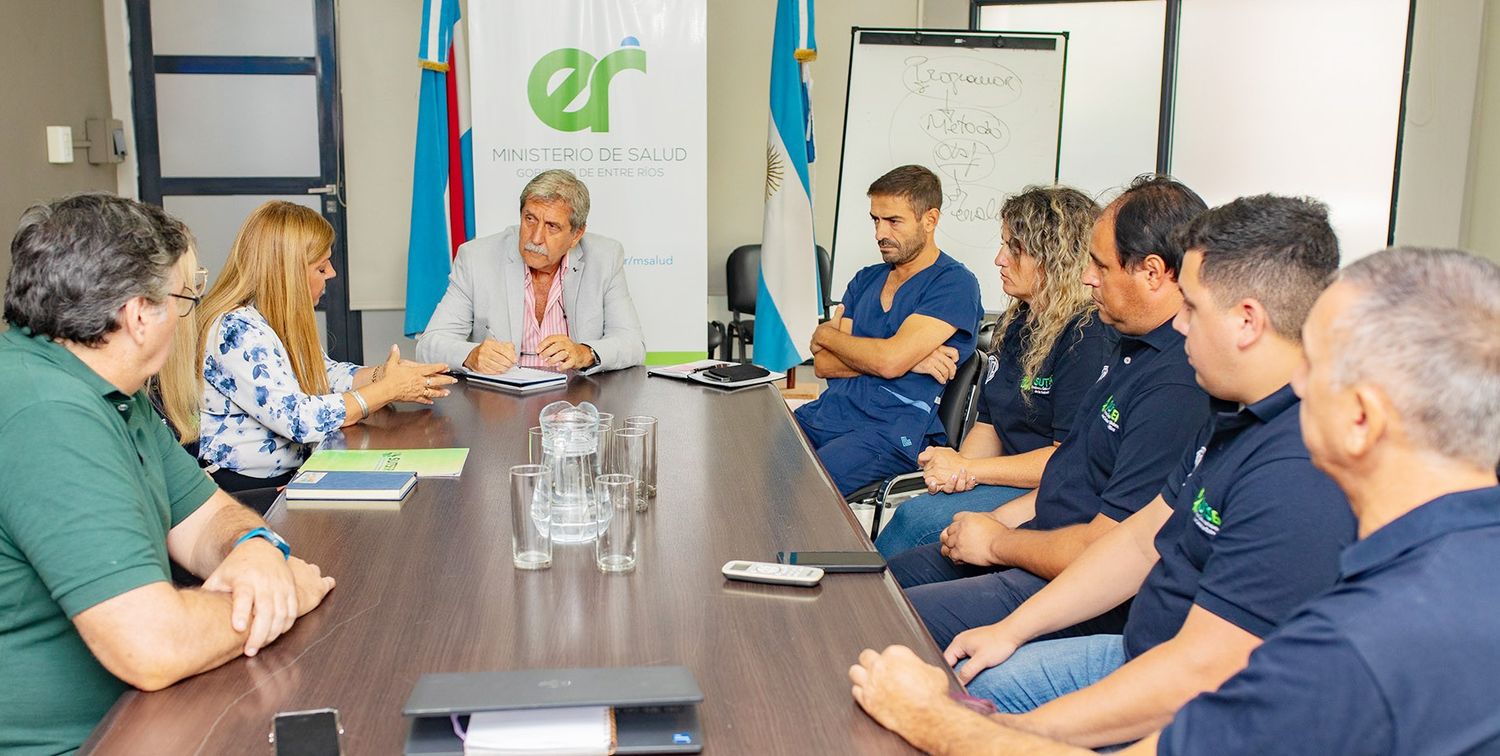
0,0,119,291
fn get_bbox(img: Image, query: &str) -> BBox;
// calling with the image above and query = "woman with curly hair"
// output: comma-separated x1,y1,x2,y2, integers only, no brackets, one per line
876,186,1115,555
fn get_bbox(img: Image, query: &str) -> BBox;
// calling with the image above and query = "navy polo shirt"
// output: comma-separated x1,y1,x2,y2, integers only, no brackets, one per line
795,253,982,457
1023,319,1209,532
975,311,1115,455
1122,385,1355,659
1160,486,1500,755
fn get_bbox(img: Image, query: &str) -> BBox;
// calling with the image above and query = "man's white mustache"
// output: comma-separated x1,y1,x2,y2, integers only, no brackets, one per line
523,243,548,254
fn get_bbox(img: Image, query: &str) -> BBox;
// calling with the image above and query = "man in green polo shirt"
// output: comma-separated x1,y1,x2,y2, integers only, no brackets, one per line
0,194,336,754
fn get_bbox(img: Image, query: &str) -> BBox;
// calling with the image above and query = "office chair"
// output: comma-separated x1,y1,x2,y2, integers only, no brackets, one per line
707,320,727,360
842,351,984,539
725,244,760,362
726,244,833,362
816,244,834,316
846,319,998,539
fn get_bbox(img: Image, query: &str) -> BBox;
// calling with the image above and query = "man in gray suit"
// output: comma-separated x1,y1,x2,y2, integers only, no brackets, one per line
416,169,646,374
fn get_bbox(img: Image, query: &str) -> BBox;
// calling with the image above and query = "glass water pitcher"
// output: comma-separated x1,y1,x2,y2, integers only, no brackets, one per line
535,400,610,543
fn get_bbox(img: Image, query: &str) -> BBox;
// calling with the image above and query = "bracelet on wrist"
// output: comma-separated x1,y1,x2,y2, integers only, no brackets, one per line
349,388,370,419
234,527,290,560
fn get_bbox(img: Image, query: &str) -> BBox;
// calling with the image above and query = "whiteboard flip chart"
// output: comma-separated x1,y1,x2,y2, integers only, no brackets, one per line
831,29,1067,311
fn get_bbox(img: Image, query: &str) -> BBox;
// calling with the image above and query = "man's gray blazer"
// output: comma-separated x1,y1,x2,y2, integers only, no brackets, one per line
414,226,646,373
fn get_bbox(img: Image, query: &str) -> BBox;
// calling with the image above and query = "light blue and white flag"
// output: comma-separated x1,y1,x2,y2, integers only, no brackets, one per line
754,0,820,373
404,0,474,337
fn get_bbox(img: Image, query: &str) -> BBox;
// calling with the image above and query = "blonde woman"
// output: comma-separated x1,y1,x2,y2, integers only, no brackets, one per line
148,225,284,514
148,239,208,445
876,186,1115,556
197,201,455,490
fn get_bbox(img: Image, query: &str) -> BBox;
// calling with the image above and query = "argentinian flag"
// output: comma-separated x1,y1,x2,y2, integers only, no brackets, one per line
755,0,820,373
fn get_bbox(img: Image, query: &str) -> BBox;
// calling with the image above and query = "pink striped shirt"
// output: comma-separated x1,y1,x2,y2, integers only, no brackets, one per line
519,257,568,368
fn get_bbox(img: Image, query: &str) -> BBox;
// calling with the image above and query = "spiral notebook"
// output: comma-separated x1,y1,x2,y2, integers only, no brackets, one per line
459,366,569,394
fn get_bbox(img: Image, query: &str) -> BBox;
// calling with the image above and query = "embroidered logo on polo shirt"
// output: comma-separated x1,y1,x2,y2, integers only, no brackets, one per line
1099,394,1121,432
1192,487,1222,536
1019,375,1054,396
986,354,1000,384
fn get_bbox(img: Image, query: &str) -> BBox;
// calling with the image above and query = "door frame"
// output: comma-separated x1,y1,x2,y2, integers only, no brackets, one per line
126,0,362,362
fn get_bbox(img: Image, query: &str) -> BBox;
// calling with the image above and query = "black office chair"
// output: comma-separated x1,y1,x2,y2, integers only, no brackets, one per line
816,244,834,316
843,351,984,539
726,244,833,362
725,244,760,362
707,320,727,360
846,319,999,539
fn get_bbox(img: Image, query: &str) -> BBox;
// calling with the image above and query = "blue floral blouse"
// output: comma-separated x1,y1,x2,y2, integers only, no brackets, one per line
199,306,360,479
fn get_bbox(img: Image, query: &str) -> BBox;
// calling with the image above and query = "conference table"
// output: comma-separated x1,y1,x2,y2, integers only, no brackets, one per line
84,367,955,754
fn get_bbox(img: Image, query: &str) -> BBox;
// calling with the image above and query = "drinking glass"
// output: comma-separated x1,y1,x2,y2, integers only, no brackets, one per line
595,412,614,473
622,415,657,501
595,473,637,573
613,426,650,512
510,464,551,570
527,425,544,464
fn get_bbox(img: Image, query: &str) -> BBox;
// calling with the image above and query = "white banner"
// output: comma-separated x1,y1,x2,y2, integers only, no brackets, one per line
468,0,708,360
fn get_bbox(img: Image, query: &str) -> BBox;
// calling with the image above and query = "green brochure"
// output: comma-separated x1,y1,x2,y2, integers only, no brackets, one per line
301,448,470,478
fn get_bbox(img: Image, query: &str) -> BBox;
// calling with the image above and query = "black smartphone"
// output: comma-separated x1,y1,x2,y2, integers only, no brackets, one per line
272,708,343,756
776,550,887,573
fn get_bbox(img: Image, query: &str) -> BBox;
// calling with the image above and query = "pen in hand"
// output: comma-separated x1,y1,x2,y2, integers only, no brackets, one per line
484,328,537,356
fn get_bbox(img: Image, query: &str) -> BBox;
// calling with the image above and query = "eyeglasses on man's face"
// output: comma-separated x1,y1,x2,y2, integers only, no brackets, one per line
166,267,208,317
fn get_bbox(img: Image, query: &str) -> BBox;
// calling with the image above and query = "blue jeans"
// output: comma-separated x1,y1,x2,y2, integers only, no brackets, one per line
874,485,1030,557
890,542,1132,649
960,634,1126,714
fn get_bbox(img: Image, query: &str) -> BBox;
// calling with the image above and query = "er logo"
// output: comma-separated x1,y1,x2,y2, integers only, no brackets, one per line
527,38,647,132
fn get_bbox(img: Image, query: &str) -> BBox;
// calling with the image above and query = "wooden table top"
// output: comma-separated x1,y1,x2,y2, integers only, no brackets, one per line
84,368,948,754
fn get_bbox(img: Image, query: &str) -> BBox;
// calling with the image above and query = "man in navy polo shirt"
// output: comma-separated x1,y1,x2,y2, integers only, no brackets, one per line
938,195,1355,749
847,247,1500,756
794,165,983,496
888,175,1212,648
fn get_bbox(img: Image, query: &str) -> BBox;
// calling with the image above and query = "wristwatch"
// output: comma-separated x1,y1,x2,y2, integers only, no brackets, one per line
585,345,600,368
235,526,291,560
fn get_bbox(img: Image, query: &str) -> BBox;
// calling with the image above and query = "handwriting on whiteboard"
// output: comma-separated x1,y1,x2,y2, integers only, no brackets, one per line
889,55,1026,246
901,56,1024,105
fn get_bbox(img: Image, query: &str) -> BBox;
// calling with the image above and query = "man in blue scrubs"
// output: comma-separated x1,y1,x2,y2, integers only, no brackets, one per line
848,247,1500,756
795,165,983,496
940,195,1356,748
888,176,1212,648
